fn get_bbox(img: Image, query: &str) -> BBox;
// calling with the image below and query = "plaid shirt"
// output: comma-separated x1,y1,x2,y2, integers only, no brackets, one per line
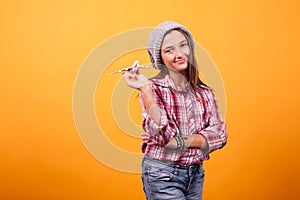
140,74,227,166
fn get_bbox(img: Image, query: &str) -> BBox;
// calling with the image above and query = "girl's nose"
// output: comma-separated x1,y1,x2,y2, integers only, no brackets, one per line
174,48,184,57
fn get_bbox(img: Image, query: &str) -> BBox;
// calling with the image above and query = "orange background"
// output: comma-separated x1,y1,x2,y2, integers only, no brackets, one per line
1,0,299,199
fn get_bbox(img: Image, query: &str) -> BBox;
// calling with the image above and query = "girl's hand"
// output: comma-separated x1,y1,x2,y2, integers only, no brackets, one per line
141,133,155,145
122,70,149,89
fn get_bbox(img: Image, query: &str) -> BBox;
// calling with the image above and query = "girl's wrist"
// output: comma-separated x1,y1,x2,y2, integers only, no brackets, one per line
139,82,151,91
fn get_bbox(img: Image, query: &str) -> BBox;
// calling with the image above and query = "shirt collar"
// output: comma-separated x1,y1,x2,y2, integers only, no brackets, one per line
151,73,210,92
152,74,190,92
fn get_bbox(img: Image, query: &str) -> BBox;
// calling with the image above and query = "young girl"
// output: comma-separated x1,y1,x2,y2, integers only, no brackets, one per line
123,21,227,200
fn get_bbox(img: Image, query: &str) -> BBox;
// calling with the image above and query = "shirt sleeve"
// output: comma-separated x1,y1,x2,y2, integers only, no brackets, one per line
199,89,228,155
140,83,178,146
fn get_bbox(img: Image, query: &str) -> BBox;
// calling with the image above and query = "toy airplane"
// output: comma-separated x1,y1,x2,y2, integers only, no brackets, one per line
111,60,149,75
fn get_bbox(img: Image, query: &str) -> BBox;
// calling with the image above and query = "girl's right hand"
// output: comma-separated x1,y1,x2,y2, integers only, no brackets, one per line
122,71,149,89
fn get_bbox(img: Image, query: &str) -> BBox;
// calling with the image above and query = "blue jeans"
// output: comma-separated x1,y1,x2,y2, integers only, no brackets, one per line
141,156,205,200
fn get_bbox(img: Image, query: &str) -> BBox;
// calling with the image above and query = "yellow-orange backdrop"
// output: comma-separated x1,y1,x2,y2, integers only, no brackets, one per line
1,0,299,199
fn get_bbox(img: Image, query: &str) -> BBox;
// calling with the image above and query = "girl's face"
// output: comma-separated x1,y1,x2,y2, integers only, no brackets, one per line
161,30,190,74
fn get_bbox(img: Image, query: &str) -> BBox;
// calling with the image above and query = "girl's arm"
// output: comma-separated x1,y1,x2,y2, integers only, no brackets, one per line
139,83,161,125
164,134,208,152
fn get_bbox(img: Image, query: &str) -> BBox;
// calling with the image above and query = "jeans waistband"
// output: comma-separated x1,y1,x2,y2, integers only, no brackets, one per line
143,156,202,170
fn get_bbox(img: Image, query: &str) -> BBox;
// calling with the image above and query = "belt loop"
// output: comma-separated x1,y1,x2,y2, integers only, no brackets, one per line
189,166,193,176
174,166,178,175
198,163,202,173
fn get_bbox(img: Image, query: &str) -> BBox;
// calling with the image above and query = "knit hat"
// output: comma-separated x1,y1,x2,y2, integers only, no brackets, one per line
147,21,195,69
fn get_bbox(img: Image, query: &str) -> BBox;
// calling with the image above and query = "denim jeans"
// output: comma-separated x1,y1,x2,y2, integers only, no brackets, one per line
141,156,205,200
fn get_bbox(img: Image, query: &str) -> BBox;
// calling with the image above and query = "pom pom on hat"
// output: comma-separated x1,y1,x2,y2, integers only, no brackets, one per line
147,21,195,69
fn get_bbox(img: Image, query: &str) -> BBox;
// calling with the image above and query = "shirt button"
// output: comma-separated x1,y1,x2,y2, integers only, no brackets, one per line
190,118,194,123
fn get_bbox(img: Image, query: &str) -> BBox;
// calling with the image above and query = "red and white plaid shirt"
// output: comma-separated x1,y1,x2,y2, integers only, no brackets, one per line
140,74,227,166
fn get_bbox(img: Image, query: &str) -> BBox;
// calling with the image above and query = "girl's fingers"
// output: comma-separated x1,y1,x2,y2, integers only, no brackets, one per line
141,134,149,140
140,133,155,145
140,133,150,139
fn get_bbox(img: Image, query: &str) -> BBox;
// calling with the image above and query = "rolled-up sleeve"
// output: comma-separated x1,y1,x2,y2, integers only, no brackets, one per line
199,89,228,154
140,84,178,146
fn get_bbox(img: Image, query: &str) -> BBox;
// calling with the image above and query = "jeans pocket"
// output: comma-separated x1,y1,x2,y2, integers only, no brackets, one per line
148,167,174,182
143,161,174,182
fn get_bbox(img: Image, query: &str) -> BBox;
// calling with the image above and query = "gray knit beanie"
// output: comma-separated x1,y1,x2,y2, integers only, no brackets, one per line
147,21,195,69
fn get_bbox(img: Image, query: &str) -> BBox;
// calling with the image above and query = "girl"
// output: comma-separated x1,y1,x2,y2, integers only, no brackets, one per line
123,21,227,200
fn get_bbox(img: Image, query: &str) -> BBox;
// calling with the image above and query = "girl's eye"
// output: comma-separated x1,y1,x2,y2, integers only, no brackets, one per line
181,43,188,47
165,49,173,53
